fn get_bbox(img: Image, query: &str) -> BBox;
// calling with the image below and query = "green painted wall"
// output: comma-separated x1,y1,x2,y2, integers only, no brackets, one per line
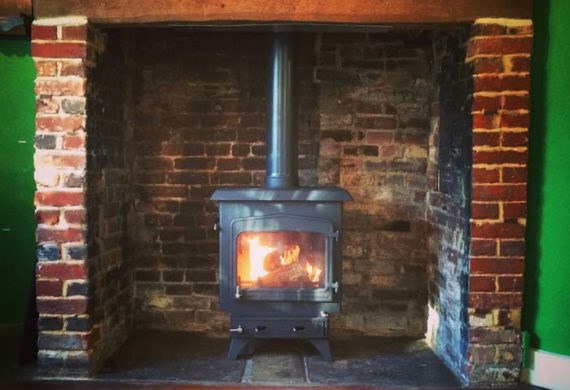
0,40,36,326
523,0,570,356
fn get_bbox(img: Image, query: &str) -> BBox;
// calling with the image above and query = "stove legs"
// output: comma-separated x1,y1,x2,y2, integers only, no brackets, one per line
246,340,259,355
228,339,260,360
228,338,332,361
228,338,249,360
309,338,332,361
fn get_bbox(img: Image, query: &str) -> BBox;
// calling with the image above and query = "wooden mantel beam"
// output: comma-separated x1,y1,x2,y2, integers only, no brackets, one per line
34,0,532,25
0,0,32,18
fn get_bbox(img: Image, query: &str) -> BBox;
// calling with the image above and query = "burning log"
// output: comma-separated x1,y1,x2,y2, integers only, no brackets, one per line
263,251,281,272
257,261,308,287
237,232,325,288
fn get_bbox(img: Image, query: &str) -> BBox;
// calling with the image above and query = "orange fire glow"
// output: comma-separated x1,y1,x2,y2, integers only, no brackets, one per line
237,231,324,288
246,237,276,281
305,262,322,283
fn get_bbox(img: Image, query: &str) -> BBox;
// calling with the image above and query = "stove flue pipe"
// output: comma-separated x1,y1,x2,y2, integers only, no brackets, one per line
265,33,299,188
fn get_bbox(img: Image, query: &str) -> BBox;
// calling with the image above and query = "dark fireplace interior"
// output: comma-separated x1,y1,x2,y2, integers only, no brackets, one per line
81,24,473,381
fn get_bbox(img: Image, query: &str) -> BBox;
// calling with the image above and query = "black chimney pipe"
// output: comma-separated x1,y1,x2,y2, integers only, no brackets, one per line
265,33,298,188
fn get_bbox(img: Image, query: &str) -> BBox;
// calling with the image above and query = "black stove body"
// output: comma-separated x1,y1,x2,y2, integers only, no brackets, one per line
211,34,351,361
211,188,350,360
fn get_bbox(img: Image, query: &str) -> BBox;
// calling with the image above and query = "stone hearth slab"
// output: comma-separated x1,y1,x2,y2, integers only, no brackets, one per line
98,330,245,383
305,337,459,386
246,340,306,384
96,330,461,387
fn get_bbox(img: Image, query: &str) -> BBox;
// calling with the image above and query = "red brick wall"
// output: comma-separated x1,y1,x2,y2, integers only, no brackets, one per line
426,20,532,386
33,19,93,375
131,31,266,331
426,28,473,383
33,21,136,375
129,30,436,335
84,28,136,371
131,31,320,331
466,19,531,385
314,32,434,335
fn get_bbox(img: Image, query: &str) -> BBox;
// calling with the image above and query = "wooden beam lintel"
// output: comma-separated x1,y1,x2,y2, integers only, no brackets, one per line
34,0,532,26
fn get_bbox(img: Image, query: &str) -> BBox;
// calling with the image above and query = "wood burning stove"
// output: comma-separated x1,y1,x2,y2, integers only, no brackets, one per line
211,33,351,360
212,188,350,360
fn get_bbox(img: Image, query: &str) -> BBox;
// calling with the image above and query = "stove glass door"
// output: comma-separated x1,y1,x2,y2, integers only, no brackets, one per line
229,214,336,301
236,231,326,289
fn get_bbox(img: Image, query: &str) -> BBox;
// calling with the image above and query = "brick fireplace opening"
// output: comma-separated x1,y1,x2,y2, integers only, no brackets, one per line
32,15,531,386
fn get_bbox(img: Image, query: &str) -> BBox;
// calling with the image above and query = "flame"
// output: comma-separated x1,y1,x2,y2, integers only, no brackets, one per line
305,262,313,277
247,237,276,281
312,267,322,283
280,244,300,266
305,261,322,283
238,232,324,286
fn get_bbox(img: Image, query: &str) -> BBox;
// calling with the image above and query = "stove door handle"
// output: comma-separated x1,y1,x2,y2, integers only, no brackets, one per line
330,281,339,294
230,325,243,334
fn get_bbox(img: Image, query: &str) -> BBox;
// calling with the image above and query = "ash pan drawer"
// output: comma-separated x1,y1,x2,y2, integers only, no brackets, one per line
231,318,326,338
